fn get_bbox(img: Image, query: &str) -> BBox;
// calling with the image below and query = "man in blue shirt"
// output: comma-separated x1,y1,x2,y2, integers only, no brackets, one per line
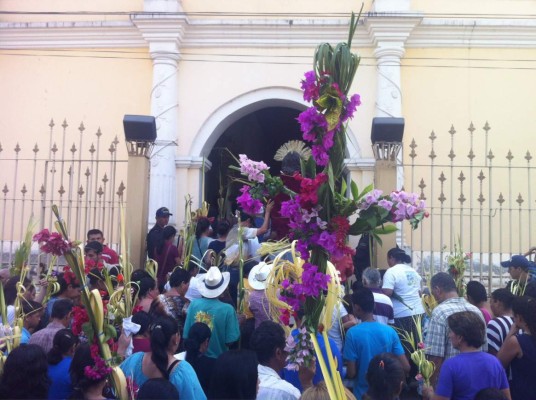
344,287,409,399
183,266,240,358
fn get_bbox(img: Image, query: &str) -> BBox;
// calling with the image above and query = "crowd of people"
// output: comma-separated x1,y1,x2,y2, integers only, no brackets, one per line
0,205,535,400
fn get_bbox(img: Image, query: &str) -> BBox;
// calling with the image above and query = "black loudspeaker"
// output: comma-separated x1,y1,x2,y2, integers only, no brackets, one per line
123,115,157,142
371,117,405,143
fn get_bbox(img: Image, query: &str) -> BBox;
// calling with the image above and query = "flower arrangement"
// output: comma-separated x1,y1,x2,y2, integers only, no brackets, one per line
446,238,470,297
34,205,128,399
284,326,315,371
234,10,427,400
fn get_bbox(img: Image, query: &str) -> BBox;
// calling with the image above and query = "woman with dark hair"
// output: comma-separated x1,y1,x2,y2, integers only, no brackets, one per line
467,280,492,323
207,220,230,257
364,353,405,400
423,311,510,400
183,322,215,396
0,344,50,399
192,217,213,263
382,248,424,320
43,271,82,326
208,349,258,400
47,329,79,399
135,276,159,313
151,268,191,333
117,311,153,358
3,275,34,325
382,248,424,379
498,296,536,400
154,225,180,287
70,343,109,400
120,315,206,400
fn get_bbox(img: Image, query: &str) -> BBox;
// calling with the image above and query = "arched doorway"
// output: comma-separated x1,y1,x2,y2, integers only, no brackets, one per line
187,86,363,220
205,106,304,218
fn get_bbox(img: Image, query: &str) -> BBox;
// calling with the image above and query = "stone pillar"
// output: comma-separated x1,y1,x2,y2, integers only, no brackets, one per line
367,3,421,267
134,0,187,227
126,154,151,269
175,156,212,229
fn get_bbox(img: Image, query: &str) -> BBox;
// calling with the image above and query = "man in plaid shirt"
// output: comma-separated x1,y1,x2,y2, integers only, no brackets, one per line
424,272,486,384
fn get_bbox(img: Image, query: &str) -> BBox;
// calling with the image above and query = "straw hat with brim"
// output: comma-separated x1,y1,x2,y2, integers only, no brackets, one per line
198,267,230,299
248,262,273,290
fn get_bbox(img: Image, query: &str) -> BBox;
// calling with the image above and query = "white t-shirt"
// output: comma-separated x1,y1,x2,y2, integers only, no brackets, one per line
382,263,424,318
328,302,348,352
225,226,260,262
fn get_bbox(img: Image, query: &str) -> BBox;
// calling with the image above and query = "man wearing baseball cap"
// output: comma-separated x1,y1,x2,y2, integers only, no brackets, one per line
501,255,535,293
146,207,172,260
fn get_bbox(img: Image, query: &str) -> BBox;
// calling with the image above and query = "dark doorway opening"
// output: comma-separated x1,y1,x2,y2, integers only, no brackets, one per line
205,106,303,219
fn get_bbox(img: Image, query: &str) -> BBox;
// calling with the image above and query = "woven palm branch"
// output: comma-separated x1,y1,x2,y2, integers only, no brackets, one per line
273,140,311,161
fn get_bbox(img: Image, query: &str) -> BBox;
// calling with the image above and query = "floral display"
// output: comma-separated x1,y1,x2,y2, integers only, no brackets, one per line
33,205,129,399
284,326,315,371
446,238,470,297
233,10,427,400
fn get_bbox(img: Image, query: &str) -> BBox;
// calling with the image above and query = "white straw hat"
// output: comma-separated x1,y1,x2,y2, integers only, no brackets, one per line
198,267,230,299
248,262,273,290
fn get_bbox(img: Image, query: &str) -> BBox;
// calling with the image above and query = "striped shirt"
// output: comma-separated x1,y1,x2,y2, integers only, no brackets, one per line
487,316,514,353
370,288,395,325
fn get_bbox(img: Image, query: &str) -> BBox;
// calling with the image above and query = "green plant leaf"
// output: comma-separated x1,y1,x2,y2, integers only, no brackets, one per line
327,162,335,194
373,224,398,235
340,178,347,196
350,180,359,200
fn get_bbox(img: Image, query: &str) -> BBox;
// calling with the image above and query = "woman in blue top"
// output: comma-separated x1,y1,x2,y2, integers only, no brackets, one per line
191,217,213,263
423,311,510,400
47,329,79,399
121,315,206,400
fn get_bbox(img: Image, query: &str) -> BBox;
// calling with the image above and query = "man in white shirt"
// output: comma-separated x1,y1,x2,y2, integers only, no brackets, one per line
362,267,394,325
225,202,273,263
251,321,301,400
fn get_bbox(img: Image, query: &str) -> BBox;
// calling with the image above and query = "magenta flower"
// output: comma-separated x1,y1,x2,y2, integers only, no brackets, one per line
33,229,72,256
322,130,335,149
236,185,263,215
294,263,331,297
341,93,362,122
311,144,329,166
301,71,320,102
297,108,327,140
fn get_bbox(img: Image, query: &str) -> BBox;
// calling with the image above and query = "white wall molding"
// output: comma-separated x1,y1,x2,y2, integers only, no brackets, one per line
175,156,212,171
3,16,536,50
344,158,375,172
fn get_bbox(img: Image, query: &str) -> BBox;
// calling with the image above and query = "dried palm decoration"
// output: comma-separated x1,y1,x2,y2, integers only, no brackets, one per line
273,140,311,162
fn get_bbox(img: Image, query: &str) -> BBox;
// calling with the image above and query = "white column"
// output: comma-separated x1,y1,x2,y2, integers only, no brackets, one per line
374,45,405,118
148,43,179,224
134,2,187,226
367,7,421,250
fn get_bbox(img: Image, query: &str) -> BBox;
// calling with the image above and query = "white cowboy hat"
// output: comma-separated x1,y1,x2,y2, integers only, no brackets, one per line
248,262,273,290
198,267,230,299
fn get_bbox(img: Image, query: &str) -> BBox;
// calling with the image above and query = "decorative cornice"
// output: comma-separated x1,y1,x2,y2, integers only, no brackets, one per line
175,156,212,171
2,15,536,50
344,158,375,172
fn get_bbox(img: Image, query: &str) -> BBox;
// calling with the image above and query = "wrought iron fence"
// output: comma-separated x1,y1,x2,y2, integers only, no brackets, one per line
0,119,127,268
400,122,536,291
